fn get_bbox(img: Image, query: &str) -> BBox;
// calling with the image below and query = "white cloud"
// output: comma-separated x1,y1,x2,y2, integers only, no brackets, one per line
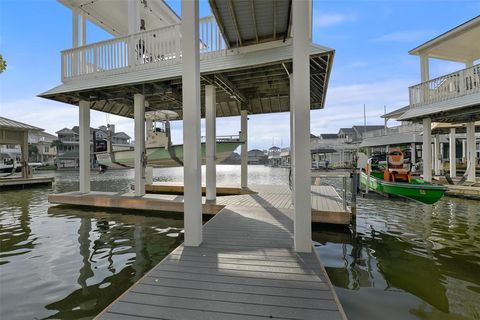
373,30,432,42
314,13,356,28
0,78,412,150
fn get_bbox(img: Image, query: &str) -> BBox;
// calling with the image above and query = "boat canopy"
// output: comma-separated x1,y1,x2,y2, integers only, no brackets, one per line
145,110,179,121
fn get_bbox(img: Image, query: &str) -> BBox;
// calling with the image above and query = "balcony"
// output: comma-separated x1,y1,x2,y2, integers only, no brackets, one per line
409,64,480,108
61,17,225,82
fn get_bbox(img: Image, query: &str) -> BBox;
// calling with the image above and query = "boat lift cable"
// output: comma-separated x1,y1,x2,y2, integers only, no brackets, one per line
165,121,184,167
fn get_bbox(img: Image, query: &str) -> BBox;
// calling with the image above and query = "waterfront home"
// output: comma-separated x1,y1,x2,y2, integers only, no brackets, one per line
247,149,267,164
267,146,282,167
388,15,479,181
28,131,58,165
56,125,131,169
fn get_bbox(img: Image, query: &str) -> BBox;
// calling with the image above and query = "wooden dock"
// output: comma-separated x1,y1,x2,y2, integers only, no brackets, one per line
97,205,346,320
446,184,480,199
0,176,54,189
49,184,351,225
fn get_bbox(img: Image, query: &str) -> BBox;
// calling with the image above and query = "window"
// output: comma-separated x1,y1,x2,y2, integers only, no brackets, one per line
44,146,49,153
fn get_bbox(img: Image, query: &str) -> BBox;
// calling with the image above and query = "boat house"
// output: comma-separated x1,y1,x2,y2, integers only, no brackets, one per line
39,0,335,252
390,15,479,182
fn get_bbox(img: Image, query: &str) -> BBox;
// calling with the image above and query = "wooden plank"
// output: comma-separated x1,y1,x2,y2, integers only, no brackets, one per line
98,203,345,320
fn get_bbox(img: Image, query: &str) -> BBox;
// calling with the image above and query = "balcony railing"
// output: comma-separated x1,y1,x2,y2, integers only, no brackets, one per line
409,64,480,107
61,16,226,82
363,123,423,138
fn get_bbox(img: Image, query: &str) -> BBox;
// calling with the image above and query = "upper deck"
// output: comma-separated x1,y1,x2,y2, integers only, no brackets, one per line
40,0,334,120
401,15,480,123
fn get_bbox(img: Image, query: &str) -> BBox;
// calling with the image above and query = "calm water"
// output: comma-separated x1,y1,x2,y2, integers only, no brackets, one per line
0,165,479,319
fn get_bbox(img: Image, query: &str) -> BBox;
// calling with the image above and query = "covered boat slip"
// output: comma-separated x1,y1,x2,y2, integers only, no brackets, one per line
49,184,352,225
97,206,345,320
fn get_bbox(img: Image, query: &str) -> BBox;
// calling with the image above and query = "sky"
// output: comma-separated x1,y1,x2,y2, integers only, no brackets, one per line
0,0,478,150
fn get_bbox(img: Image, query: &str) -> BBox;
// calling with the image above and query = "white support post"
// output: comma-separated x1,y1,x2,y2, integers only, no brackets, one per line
128,0,140,34
205,85,217,201
466,121,476,182
79,14,86,46
134,94,146,196
79,100,91,193
240,110,248,189
422,118,432,182
434,134,440,176
182,0,202,247
72,10,79,77
462,139,467,163
289,76,295,193
449,128,456,178
145,167,153,185
72,11,79,48
410,144,415,163
420,54,429,82
292,0,311,253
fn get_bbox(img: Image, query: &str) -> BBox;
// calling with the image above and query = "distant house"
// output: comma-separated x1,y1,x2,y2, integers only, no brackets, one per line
56,125,130,169
267,146,281,167
248,149,266,164
280,148,290,167
28,131,57,165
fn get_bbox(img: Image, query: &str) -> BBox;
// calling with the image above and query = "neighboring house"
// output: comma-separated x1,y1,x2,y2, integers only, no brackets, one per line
56,125,131,169
29,131,57,165
267,146,281,167
280,148,290,167
247,149,266,165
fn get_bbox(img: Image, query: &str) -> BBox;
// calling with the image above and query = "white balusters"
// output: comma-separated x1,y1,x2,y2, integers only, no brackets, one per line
409,64,480,108
61,17,226,81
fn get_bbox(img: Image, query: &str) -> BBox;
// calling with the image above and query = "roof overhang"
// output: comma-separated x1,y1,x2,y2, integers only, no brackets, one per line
431,121,480,134
359,132,422,148
209,0,294,49
39,41,334,120
409,15,480,62
381,105,410,121
58,0,180,37
398,94,480,123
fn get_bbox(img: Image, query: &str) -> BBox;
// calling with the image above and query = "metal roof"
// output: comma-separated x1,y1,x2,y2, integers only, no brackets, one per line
209,0,292,48
398,94,480,123
359,132,422,148
58,0,180,37
0,117,43,131
381,105,410,120
39,42,334,120
409,15,480,62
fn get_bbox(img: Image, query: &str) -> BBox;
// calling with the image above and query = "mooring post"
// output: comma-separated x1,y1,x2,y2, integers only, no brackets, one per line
350,171,357,216
342,176,347,211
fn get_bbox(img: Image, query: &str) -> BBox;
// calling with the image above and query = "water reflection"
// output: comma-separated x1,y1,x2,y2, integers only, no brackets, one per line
313,187,480,320
1,168,479,320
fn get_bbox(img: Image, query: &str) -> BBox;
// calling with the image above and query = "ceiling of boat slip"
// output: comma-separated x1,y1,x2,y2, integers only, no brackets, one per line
40,52,332,120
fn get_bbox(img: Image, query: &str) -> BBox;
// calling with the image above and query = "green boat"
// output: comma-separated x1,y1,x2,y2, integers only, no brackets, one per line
360,171,447,204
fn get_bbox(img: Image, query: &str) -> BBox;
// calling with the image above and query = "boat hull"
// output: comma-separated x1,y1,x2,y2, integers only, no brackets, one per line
96,141,241,168
360,172,447,204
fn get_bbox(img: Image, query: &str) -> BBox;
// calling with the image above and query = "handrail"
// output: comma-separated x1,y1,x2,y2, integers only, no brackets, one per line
409,63,480,107
61,16,225,82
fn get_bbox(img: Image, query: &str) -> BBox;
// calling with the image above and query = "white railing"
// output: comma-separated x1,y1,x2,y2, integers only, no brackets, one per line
364,123,423,138
409,64,480,107
61,16,225,82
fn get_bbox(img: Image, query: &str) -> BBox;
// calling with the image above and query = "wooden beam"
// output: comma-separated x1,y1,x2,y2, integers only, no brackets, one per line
214,73,247,104
227,0,242,46
250,0,259,43
273,0,277,41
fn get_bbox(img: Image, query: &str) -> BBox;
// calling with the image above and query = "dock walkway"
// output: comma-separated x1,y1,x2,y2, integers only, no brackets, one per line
98,204,346,319
50,184,351,225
